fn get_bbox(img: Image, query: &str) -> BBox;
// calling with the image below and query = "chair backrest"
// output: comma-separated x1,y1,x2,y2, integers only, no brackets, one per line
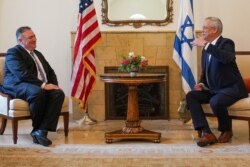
236,54,250,78
0,53,5,85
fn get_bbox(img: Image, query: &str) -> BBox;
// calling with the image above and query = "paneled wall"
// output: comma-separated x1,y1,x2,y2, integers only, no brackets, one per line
236,53,250,78
71,31,202,121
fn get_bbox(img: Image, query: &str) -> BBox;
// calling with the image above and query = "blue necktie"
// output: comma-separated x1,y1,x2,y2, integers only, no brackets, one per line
30,52,46,82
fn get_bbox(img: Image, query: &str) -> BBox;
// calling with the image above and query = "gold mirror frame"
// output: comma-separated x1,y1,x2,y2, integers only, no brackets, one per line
101,0,173,28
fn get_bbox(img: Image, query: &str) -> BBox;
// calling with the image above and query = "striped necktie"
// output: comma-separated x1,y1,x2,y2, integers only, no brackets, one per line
205,53,211,87
30,52,46,82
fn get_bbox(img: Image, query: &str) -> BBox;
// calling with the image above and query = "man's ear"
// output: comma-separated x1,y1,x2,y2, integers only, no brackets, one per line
17,38,22,44
213,27,219,34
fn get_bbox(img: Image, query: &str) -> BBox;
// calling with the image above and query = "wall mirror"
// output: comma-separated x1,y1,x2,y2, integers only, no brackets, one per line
102,0,173,28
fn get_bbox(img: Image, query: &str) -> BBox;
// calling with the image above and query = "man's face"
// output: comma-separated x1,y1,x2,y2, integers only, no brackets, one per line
18,29,37,51
201,19,217,42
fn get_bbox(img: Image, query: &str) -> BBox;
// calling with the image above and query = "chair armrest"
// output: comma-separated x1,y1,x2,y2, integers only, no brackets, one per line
0,92,10,99
0,92,10,115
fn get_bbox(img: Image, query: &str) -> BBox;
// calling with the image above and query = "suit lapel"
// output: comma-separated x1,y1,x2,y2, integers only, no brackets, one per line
215,36,223,47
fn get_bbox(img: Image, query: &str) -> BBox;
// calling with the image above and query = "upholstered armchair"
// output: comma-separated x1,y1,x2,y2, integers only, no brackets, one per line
201,60,250,140
0,53,69,144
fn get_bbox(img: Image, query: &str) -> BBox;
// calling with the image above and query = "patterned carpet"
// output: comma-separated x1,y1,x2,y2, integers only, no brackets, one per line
0,119,250,166
1,142,250,166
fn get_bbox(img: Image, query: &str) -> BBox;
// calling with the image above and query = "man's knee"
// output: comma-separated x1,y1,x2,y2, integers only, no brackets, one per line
209,98,225,113
186,91,196,102
53,89,65,101
27,87,45,102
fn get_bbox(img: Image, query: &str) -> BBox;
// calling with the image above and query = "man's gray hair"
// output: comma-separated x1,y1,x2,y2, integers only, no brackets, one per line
16,26,31,40
205,17,223,33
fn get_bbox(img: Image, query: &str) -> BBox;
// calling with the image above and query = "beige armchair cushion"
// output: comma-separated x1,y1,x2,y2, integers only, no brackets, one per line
228,95,250,111
1,96,69,117
0,94,8,115
202,94,250,117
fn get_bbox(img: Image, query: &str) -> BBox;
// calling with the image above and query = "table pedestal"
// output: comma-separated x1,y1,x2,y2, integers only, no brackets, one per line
105,129,161,143
105,85,161,143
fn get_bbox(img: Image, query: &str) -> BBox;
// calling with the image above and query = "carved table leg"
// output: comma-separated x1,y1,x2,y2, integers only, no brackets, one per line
105,84,161,143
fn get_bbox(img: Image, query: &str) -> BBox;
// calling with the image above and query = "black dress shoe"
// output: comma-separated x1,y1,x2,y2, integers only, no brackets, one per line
30,129,48,144
30,130,52,146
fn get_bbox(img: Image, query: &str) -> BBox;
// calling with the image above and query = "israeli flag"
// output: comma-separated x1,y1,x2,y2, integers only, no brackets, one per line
173,0,197,94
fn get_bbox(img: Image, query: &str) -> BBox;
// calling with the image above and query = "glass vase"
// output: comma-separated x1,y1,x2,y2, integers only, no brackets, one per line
130,71,137,77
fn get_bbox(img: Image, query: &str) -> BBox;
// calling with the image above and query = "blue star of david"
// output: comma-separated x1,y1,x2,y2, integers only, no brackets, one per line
180,15,194,49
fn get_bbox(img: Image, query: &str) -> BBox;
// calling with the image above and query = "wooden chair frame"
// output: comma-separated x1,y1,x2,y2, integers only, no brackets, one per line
0,93,69,144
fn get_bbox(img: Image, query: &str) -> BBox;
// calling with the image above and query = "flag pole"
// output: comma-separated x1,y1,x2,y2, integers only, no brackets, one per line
76,104,97,125
173,0,197,124
71,0,101,126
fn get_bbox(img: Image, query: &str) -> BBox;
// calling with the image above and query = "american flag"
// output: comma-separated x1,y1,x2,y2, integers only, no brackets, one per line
173,0,197,94
71,0,101,109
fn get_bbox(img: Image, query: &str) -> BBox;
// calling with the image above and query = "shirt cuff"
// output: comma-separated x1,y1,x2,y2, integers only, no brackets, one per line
41,82,46,89
200,83,209,90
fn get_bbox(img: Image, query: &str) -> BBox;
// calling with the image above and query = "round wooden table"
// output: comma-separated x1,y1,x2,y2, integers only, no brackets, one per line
99,73,166,143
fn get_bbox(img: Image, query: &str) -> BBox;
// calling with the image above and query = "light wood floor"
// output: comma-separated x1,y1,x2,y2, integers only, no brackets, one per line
0,117,249,146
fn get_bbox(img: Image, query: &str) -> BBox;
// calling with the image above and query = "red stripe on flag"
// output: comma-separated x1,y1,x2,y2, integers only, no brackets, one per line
81,75,95,108
79,68,88,99
71,60,83,96
82,8,96,24
81,32,101,56
71,0,101,110
84,56,95,72
73,18,84,63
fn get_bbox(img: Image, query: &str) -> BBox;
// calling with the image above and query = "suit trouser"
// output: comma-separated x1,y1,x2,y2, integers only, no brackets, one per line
15,83,65,131
186,90,238,132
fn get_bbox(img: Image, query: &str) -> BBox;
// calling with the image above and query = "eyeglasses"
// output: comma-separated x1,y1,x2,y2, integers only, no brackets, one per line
202,26,215,30
24,35,36,40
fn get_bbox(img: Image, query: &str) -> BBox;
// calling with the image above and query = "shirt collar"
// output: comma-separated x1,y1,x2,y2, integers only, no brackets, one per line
211,35,221,45
19,44,34,55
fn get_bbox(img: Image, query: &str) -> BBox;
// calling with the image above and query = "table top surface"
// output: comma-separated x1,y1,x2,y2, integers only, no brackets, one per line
99,73,166,84
99,73,166,78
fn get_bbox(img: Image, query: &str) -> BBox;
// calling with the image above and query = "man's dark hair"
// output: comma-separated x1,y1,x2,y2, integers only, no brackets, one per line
16,26,31,39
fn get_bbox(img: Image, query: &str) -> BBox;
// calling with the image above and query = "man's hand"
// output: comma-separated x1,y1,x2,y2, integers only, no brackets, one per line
194,83,204,91
43,83,61,90
191,36,208,47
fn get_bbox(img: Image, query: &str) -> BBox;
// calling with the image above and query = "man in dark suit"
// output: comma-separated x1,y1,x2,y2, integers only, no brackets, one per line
186,17,248,147
2,26,65,146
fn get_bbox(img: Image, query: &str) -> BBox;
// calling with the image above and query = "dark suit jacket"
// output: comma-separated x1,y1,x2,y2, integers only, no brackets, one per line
200,36,248,99
2,45,58,98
